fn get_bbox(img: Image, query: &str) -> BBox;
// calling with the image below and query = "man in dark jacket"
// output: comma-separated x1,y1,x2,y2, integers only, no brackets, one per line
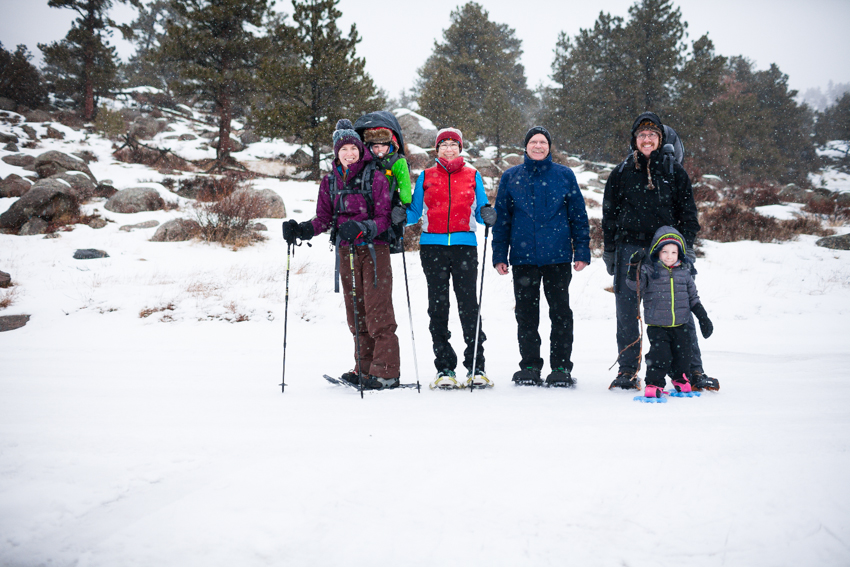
602,112,719,391
493,126,591,387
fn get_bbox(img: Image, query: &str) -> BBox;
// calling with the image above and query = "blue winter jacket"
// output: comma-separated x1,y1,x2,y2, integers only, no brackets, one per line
492,153,591,267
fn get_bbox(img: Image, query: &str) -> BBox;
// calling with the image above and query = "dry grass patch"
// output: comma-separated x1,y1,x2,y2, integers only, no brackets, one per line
139,302,176,318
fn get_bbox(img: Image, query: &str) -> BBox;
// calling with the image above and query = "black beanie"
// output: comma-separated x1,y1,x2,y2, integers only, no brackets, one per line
524,126,552,148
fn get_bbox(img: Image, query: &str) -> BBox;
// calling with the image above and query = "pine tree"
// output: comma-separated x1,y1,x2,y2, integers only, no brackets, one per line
815,92,850,145
38,0,129,120
253,0,383,180
124,0,184,90
160,0,273,166
416,2,532,157
0,43,48,109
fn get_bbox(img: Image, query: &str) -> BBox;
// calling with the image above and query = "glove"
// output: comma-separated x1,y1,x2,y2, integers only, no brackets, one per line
338,220,368,243
626,249,646,281
391,205,407,225
298,221,314,241
603,251,615,276
282,219,300,244
479,204,497,227
691,303,713,339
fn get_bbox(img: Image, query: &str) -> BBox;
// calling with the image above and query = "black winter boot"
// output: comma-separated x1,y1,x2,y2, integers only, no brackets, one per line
512,367,542,386
691,371,720,391
609,370,640,390
545,368,575,388
340,371,362,386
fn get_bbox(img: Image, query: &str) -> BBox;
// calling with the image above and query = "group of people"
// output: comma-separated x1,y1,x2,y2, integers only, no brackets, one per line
283,111,721,397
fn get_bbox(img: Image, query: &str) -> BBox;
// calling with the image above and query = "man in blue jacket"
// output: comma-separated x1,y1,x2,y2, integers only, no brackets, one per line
493,126,591,387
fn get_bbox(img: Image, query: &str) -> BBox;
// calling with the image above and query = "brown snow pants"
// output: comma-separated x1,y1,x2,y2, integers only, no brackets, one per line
339,244,400,378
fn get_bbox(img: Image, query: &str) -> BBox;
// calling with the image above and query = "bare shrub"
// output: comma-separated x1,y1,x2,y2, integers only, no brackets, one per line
194,190,267,247
584,197,600,208
588,217,603,257
692,184,719,203
0,286,19,310
729,183,781,208
113,144,194,172
403,221,422,251
139,302,175,318
802,197,850,222
178,175,239,201
699,202,831,242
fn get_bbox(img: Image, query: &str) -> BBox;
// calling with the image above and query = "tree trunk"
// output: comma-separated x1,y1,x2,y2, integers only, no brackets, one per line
83,46,95,120
311,134,321,180
217,92,232,164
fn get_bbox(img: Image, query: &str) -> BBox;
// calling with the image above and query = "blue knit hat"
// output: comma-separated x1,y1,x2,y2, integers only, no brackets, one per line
332,119,364,159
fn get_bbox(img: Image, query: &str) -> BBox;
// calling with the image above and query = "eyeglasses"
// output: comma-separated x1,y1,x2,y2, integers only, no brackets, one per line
439,141,460,149
637,132,659,140
528,140,549,146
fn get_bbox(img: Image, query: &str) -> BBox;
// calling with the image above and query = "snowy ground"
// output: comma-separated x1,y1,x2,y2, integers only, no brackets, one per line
2,115,850,565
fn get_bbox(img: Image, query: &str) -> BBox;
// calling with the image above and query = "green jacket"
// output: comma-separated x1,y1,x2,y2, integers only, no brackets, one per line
374,153,412,205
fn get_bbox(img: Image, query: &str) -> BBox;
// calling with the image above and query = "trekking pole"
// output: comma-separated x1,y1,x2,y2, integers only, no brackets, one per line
280,242,292,393
470,225,490,393
401,241,421,393
348,245,365,399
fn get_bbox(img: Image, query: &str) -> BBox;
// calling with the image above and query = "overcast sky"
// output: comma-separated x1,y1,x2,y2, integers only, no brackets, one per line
2,0,849,100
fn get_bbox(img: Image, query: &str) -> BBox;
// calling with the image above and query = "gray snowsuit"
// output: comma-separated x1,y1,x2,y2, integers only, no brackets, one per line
626,226,702,387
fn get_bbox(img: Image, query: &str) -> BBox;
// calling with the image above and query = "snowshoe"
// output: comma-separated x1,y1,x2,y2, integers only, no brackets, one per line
361,375,400,391
512,367,542,386
465,369,494,389
634,384,669,401
691,371,720,392
609,370,640,390
430,369,460,390
545,368,575,388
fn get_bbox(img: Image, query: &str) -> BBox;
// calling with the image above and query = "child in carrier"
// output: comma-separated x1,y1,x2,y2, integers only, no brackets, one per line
627,226,714,398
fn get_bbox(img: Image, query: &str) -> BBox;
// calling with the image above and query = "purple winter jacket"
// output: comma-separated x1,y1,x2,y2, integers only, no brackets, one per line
310,152,392,246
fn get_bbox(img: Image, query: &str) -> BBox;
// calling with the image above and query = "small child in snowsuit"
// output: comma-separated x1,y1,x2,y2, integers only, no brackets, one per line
627,226,714,398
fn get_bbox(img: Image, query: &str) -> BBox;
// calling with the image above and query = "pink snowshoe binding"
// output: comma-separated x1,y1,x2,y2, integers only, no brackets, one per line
644,384,669,398
671,373,692,393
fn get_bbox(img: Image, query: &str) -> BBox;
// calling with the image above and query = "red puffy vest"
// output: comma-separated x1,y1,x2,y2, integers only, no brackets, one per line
421,157,478,234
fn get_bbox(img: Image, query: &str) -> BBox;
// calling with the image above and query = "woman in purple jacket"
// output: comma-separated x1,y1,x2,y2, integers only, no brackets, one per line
283,120,401,390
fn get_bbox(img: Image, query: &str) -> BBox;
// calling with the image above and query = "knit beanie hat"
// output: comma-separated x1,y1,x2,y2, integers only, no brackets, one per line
650,232,685,261
631,117,664,190
332,119,364,159
435,127,463,151
524,126,552,148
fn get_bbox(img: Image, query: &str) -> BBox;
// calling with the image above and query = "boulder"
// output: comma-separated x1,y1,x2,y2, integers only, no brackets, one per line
73,249,109,259
502,154,523,167
150,218,201,242
211,136,244,153
21,125,37,140
129,115,168,139
105,187,165,214
45,125,65,140
2,154,36,168
0,315,30,332
93,182,117,199
0,132,19,144
200,130,218,140
0,270,11,287
4,143,19,152
778,184,808,203
44,173,96,201
396,114,437,148
119,220,160,232
24,110,52,123
19,217,49,235
472,158,502,178
240,128,261,145
34,150,96,181
0,185,77,230
0,174,32,197
405,151,430,171
287,148,313,167
232,188,286,218
250,222,268,232
0,97,15,111
87,217,108,229
598,169,613,182
815,234,850,251
834,192,850,205
71,151,98,163
178,133,197,141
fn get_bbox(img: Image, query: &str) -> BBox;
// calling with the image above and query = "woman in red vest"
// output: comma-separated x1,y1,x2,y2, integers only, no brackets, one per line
406,127,496,389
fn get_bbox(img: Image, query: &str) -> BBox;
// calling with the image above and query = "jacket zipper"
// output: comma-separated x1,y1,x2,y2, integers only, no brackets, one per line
669,267,675,326
446,170,452,246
